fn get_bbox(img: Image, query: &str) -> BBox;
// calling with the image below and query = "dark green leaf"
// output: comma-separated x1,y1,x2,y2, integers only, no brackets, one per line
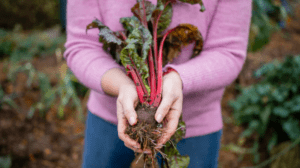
168,155,190,168
256,84,271,95
152,0,173,34
228,100,243,111
0,155,12,168
243,105,260,115
257,105,271,135
273,106,289,117
131,1,156,22
120,16,140,34
241,128,254,138
272,88,285,102
283,117,300,140
99,28,122,45
178,0,205,12
267,132,278,152
86,19,122,45
27,106,36,119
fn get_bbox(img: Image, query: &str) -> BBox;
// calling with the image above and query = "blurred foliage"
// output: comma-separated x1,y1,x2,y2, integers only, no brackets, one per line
0,0,60,30
0,155,12,168
229,55,300,163
0,29,87,121
0,28,65,61
249,0,291,52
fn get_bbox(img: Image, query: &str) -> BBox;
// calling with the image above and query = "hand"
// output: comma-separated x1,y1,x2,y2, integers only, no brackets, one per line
154,71,183,148
116,83,151,154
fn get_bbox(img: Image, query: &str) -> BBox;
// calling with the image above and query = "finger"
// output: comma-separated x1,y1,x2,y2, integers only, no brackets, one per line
156,108,181,147
155,96,173,123
117,101,141,148
121,99,138,126
124,143,152,154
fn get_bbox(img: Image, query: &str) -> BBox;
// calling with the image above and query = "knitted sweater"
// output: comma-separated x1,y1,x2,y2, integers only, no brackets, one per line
64,0,252,138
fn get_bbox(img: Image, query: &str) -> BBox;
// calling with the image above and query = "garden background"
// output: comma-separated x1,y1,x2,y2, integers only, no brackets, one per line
1,0,300,167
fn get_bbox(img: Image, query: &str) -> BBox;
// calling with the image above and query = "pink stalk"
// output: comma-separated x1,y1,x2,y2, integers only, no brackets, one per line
148,48,156,104
152,27,177,107
153,1,172,68
128,57,149,99
126,65,146,104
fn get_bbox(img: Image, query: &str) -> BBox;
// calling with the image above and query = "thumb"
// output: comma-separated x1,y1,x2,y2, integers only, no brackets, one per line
155,96,173,123
121,99,138,126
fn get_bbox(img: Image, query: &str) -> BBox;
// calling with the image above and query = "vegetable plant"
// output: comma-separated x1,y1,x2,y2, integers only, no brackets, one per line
86,0,205,167
229,55,300,163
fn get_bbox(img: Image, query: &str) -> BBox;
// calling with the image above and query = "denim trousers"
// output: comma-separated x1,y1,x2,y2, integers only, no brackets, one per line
82,110,222,168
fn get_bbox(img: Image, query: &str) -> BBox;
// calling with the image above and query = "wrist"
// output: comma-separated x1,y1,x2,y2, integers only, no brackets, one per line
163,67,178,76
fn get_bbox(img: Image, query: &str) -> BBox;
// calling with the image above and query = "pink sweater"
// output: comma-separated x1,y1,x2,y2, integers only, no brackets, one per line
64,0,251,138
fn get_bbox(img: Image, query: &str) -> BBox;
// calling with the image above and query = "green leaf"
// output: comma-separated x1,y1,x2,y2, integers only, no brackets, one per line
88,18,125,64
98,28,122,45
228,100,243,111
120,23,152,93
256,84,271,95
243,105,260,115
152,0,173,34
241,120,259,138
267,132,278,152
241,128,254,138
178,0,205,12
120,16,140,34
273,106,289,118
283,117,300,140
0,155,12,168
272,88,285,102
257,105,271,135
38,72,51,95
131,1,156,22
27,105,36,119
168,155,190,168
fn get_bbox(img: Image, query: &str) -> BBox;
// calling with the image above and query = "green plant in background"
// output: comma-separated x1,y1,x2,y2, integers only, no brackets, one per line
229,55,300,163
0,155,12,168
0,29,87,121
0,84,20,112
249,0,290,52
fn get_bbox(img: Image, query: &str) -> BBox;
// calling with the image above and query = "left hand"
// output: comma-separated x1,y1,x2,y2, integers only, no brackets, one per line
154,70,183,148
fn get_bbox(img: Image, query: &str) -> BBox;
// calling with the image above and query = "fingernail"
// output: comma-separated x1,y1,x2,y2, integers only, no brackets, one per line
129,117,135,125
143,151,151,154
156,114,162,123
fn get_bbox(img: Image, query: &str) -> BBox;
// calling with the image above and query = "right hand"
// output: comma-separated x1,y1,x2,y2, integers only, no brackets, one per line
116,84,151,154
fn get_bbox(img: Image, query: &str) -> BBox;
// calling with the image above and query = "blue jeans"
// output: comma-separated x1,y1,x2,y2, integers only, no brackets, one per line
82,110,222,168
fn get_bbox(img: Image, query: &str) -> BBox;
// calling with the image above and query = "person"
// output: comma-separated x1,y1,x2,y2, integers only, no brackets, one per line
64,0,252,167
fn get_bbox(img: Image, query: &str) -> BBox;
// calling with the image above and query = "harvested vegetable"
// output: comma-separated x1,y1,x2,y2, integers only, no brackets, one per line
86,0,204,167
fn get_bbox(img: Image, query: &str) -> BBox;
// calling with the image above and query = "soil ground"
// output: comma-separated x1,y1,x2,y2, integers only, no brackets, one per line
1,4,300,168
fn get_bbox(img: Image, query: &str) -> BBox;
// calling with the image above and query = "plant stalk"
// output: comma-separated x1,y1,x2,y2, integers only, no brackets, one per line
153,26,177,107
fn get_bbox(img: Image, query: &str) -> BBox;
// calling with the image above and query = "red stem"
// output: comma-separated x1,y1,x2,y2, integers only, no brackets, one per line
152,27,177,107
148,48,156,104
128,57,149,98
126,65,146,104
153,1,171,69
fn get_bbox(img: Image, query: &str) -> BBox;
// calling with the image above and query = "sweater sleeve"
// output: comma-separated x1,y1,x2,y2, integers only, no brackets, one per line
64,0,123,94
165,0,252,94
